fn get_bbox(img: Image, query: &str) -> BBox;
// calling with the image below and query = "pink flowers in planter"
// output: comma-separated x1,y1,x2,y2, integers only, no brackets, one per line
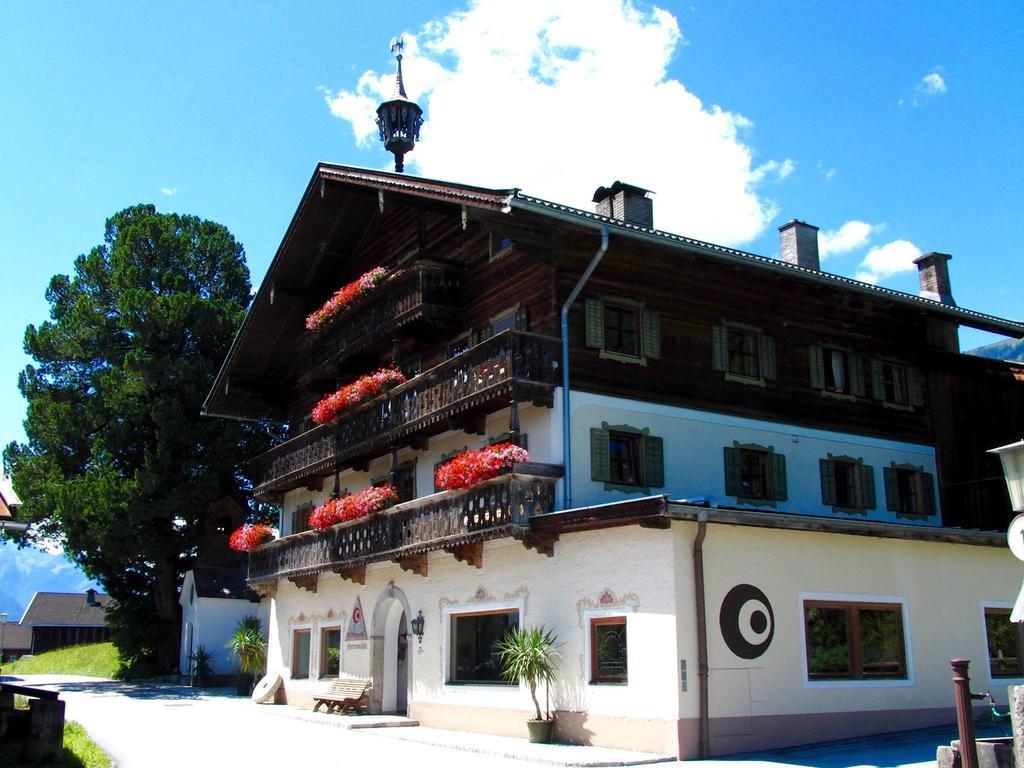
308,485,399,530
305,266,389,332
311,366,407,425
228,523,274,552
434,442,530,491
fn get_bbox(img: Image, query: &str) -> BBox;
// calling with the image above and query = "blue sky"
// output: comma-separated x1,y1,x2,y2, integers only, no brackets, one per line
1,1,1022,578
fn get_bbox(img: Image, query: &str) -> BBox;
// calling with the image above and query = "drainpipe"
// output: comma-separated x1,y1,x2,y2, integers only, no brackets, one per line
693,510,710,758
560,226,610,510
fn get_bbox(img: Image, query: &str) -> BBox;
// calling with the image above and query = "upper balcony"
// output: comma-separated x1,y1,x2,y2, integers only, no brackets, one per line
247,463,562,589
252,330,561,501
299,258,463,383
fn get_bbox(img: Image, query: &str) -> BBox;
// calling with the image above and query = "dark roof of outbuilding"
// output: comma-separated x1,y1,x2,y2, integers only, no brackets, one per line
192,566,249,600
20,592,111,628
0,622,33,650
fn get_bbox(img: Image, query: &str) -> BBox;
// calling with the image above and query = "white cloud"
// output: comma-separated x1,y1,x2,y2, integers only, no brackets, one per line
918,71,947,96
161,187,178,197
322,0,791,246
854,239,921,284
816,161,837,182
819,220,875,260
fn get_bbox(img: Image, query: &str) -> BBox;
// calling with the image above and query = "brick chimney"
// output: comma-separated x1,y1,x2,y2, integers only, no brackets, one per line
913,252,956,305
593,182,653,228
86,588,98,607
778,220,820,271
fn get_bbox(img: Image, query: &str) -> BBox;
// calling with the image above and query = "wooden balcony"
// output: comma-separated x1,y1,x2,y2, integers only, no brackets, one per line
247,464,562,585
300,258,463,379
252,331,560,501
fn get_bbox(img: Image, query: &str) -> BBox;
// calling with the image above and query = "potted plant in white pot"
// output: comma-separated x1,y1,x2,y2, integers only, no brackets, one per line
495,626,561,743
227,615,267,696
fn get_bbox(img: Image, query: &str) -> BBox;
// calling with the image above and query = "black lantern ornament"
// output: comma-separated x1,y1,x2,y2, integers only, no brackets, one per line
410,610,425,645
376,37,424,173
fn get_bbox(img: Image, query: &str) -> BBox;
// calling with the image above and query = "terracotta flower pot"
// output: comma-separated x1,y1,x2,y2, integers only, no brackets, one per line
526,718,554,744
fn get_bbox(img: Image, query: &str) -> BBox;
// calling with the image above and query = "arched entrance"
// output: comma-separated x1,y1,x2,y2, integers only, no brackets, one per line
370,583,412,714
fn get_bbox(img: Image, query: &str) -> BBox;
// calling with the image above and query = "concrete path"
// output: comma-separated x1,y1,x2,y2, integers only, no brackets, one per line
5,674,1004,768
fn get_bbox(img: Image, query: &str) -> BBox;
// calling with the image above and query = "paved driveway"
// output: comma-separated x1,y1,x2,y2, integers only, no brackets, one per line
5,675,1001,768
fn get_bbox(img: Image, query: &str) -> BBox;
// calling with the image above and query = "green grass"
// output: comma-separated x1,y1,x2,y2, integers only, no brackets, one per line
0,721,109,767
3,643,119,679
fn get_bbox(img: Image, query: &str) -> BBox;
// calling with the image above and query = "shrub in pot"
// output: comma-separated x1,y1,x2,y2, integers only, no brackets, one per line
495,626,561,743
188,645,214,688
227,616,267,696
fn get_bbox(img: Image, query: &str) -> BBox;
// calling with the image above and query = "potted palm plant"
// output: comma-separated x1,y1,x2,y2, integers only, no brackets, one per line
188,645,214,688
495,626,561,744
227,615,267,696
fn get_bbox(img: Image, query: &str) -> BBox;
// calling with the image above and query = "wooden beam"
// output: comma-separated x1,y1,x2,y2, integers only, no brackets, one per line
394,554,428,577
410,435,430,451
288,574,319,593
520,532,557,558
450,413,486,435
446,542,484,569
332,565,366,585
639,517,672,530
249,580,278,599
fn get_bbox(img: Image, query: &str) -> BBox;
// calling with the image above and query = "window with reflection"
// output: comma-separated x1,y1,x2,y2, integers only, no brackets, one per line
804,601,906,680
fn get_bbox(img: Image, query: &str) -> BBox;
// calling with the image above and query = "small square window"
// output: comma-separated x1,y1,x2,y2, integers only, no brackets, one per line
320,627,341,677
590,424,664,493
609,433,641,486
604,304,640,357
591,617,628,684
740,448,769,499
292,629,311,679
882,363,908,405
449,610,519,684
985,608,1024,678
724,443,787,503
728,328,761,379
824,348,850,394
373,462,415,504
883,464,935,518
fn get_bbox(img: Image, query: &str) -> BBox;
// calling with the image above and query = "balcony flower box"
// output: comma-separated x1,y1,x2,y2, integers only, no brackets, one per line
228,523,274,552
435,442,531,491
306,266,389,332
308,485,398,529
311,366,407,425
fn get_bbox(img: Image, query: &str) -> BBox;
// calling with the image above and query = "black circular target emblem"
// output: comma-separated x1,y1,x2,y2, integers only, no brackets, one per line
720,584,775,659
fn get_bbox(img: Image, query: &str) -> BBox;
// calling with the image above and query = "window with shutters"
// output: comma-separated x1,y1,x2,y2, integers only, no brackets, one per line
819,454,876,513
809,344,866,399
869,358,925,409
290,503,313,535
712,321,776,386
372,460,416,503
723,442,787,505
590,422,664,494
584,296,660,365
481,305,529,342
883,463,937,519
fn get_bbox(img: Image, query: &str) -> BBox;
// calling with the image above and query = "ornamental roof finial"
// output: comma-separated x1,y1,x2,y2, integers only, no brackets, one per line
376,36,424,173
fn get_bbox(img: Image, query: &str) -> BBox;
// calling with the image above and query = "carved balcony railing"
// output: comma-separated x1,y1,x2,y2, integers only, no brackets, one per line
253,331,560,500
247,464,561,583
300,259,463,377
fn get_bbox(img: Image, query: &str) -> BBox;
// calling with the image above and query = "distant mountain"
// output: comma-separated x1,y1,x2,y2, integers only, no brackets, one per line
0,540,102,614
968,338,1024,363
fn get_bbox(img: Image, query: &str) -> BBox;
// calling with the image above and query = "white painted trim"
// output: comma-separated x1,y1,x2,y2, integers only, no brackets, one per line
288,621,314,680
979,601,1024,686
798,591,915,689
441,597,525,691
313,621,344,680
583,607,635,687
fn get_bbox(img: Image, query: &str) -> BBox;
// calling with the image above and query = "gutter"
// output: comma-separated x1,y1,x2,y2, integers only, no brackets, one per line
692,509,710,759
560,225,609,510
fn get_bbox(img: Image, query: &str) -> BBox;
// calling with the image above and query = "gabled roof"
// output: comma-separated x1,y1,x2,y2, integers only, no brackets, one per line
20,591,111,628
203,163,1024,422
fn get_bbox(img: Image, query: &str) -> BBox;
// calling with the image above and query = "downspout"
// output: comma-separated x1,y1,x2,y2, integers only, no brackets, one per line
560,225,610,510
693,509,710,758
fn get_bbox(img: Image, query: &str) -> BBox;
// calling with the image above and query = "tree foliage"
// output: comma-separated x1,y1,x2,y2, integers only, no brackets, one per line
4,205,276,672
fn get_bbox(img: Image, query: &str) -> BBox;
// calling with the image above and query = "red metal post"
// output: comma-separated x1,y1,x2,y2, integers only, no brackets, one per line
950,658,980,768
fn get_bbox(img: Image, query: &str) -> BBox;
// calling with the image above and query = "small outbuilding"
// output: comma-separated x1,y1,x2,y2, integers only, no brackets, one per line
179,565,260,677
20,590,112,654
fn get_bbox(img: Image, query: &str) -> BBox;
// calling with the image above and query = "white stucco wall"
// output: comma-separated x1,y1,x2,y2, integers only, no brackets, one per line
178,571,265,675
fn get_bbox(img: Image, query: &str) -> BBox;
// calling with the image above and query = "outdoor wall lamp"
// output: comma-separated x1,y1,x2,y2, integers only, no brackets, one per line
410,610,425,644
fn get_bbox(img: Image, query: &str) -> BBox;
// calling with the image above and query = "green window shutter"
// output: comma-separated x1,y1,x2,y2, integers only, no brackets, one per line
883,467,900,511
590,428,610,482
921,472,937,516
516,307,529,332
643,435,664,488
585,299,604,349
478,326,493,342
760,335,777,380
809,345,825,390
860,465,877,510
290,508,299,534
723,447,741,496
769,452,787,501
850,354,867,398
642,310,661,359
908,366,926,407
711,325,728,372
870,359,884,400
819,459,836,505
468,330,479,347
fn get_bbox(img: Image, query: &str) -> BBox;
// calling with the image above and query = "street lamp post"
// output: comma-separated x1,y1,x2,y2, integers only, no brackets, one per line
0,612,7,674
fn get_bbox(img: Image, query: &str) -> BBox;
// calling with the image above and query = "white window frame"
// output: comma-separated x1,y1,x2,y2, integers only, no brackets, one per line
980,601,1024,685
442,597,525,690
583,607,635,687
289,621,314,680
315,621,344,680
799,592,914,689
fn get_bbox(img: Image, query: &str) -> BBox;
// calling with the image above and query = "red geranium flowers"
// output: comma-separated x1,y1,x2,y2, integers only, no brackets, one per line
311,366,407,425
228,523,274,552
434,442,530,491
306,267,389,332
308,485,398,530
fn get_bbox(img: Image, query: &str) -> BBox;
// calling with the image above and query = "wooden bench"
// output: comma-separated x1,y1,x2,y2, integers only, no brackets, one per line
0,682,65,762
311,676,372,714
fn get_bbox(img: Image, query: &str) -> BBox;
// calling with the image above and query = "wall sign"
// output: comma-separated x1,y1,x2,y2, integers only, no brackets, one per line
719,584,774,660
346,596,367,641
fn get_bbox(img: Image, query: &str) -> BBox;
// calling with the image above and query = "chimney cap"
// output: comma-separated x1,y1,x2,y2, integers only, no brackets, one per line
913,251,953,266
592,181,652,204
778,219,819,232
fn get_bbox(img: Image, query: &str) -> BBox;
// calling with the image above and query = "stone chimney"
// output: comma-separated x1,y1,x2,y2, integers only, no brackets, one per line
593,182,653,228
778,220,820,271
913,252,956,305
86,588,98,607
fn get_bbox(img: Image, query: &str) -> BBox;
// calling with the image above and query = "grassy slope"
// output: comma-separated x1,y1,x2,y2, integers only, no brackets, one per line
3,643,119,679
